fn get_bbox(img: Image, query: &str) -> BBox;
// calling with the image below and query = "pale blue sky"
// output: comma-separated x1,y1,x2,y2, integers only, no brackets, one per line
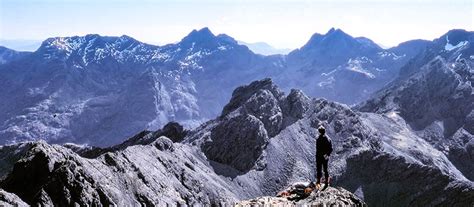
1,0,473,49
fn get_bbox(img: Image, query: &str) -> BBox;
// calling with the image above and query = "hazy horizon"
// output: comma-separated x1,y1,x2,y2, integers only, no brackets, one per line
1,0,473,51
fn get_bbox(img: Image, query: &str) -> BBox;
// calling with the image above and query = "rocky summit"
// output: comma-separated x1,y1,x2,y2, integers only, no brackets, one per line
236,186,366,206
0,78,473,206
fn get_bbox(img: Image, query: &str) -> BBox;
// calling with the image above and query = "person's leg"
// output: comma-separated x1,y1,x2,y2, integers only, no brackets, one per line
323,158,329,184
316,157,323,184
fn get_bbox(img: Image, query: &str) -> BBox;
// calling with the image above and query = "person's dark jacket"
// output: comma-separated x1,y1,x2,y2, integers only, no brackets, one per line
316,134,333,158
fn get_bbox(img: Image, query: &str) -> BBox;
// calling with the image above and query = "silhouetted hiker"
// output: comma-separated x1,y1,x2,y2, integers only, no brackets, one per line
315,125,332,188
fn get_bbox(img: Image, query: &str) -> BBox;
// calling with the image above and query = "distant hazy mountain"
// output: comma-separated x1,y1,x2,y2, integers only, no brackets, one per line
238,41,291,55
276,28,429,104
0,28,283,146
0,40,42,52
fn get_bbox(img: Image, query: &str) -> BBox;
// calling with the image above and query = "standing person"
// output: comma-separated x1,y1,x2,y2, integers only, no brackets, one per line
315,125,333,188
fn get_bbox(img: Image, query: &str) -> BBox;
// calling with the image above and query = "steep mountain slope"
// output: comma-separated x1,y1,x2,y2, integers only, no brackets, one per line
358,29,474,181
1,79,472,206
0,28,283,146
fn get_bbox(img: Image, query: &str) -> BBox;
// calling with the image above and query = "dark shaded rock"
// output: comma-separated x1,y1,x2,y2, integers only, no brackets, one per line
0,142,34,180
155,122,187,143
1,144,52,204
203,114,268,172
1,142,111,206
339,150,474,207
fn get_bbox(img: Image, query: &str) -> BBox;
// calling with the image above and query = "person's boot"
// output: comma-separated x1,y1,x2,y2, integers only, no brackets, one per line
324,176,330,186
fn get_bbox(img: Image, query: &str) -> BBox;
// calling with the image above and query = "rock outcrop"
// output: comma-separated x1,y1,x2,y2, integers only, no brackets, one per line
236,187,366,206
0,188,28,207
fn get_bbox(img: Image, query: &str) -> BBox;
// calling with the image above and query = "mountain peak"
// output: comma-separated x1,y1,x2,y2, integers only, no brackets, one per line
327,27,337,34
325,27,346,36
301,28,354,50
297,27,382,55
181,27,216,43
324,27,352,40
221,78,284,116
440,29,472,47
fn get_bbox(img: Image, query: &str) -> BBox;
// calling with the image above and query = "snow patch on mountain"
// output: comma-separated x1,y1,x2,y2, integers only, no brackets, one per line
445,35,468,51
345,57,376,79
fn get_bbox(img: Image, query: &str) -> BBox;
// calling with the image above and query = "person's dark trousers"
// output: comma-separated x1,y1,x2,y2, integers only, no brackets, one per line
316,156,329,184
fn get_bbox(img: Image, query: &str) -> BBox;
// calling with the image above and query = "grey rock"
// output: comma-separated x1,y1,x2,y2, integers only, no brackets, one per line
203,114,269,172
236,186,366,206
153,136,174,151
0,188,29,207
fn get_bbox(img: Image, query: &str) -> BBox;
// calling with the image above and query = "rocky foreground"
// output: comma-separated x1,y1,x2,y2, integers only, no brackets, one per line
0,189,28,207
236,186,366,206
0,79,472,206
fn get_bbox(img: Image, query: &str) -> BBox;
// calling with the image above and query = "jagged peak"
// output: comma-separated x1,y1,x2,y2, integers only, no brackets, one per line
325,27,347,37
299,27,364,51
177,27,242,51
221,78,284,116
181,27,216,43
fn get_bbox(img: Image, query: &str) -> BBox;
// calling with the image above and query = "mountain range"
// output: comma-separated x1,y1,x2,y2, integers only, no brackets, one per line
0,26,473,205
0,27,434,146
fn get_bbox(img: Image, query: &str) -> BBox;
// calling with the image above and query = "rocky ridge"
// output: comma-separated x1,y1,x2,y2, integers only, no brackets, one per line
0,79,472,206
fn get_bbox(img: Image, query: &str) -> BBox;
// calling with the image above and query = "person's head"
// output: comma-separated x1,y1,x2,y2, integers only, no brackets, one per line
318,126,326,135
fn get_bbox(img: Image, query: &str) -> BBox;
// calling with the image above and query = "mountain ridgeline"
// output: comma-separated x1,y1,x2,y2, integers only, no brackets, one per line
0,78,473,206
0,27,433,146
